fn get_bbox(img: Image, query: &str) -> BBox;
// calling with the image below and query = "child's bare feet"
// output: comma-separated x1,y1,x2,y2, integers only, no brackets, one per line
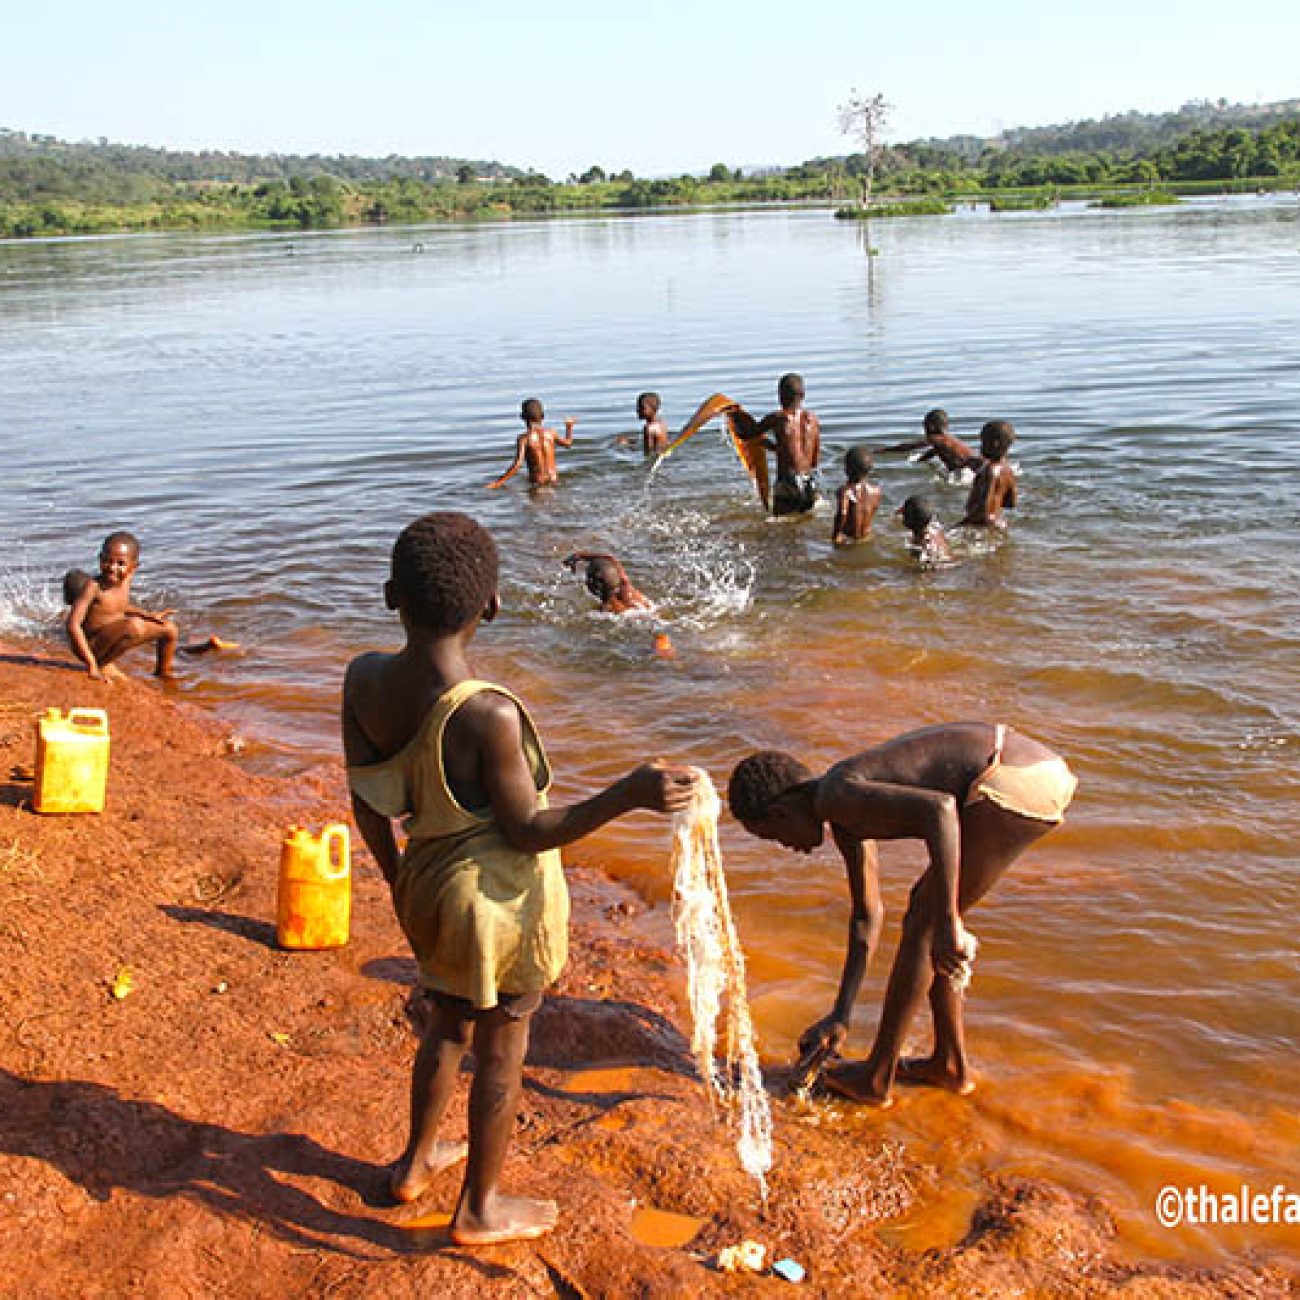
450,1193,558,1246
102,664,127,683
390,1140,469,1204
823,1064,894,1108
896,1056,975,1095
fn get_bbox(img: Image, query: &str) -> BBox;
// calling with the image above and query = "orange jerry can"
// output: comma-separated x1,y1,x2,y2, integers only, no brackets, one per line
34,707,111,814
276,823,351,950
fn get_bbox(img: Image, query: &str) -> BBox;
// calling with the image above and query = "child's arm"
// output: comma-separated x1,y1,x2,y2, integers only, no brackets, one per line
126,605,175,625
487,434,529,489
554,417,576,448
797,830,882,1060
340,672,402,884
831,487,853,544
872,438,928,455
472,693,696,852
65,582,104,678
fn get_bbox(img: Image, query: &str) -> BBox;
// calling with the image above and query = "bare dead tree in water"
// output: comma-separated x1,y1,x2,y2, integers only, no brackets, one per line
837,90,891,208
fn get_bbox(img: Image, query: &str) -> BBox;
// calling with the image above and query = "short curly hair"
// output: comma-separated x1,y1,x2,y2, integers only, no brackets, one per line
980,420,1015,460
390,512,498,633
844,445,874,482
727,750,812,824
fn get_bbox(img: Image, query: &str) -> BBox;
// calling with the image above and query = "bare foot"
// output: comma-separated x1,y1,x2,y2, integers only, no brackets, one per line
450,1194,558,1246
897,1056,975,1095
390,1140,469,1204
102,664,127,683
824,1064,895,1108
208,635,240,652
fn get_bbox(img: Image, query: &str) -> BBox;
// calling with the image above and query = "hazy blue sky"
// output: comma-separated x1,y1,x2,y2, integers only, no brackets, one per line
4,1,1297,174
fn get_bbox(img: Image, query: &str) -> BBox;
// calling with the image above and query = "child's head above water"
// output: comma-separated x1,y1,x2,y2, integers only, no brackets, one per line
980,420,1015,460
520,398,545,426
899,494,937,536
636,392,661,420
388,512,499,634
777,372,805,408
584,557,624,602
844,446,874,483
923,408,949,440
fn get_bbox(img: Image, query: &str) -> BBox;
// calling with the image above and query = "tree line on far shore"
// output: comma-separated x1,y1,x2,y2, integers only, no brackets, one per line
2,105,1298,240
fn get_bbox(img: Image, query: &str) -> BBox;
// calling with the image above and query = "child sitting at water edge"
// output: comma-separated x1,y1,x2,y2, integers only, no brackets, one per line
563,551,653,614
637,392,669,458
63,531,234,681
487,399,576,489
961,421,1017,528
342,512,698,1246
875,408,983,476
832,446,883,545
731,373,822,516
898,494,953,566
728,723,1076,1105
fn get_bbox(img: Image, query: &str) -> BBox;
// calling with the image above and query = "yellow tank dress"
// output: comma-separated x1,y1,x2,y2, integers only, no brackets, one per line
347,679,569,1010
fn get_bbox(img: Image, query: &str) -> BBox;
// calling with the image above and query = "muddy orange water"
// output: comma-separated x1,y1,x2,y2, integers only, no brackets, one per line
3,202,1297,1265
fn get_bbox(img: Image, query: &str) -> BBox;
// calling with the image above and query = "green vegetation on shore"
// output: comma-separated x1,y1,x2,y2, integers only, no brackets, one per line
2,104,1298,240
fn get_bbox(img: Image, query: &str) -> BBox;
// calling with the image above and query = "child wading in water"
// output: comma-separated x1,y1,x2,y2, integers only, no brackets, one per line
832,446,883,545
64,531,233,681
961,420,1018,528
637,392,669,457
487,399,576,489
563,551,653,614
898,494,953,567
875,408,983,475
343,512,697,1245
728,723,1076,1104
731,372,822,516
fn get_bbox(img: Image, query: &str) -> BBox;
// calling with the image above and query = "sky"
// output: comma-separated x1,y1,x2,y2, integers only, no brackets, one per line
3,0,1299,176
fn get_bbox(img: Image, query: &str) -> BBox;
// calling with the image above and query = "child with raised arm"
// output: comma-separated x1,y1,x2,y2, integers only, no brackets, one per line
343,513,697,1246
487,399,576,489
728,723,1076,1105
961,420,1018,528
875,408,983,475
731,372,822,516
637,392,669,458
562,551,653,614
897,494,953,567
64,531,232,681
832,446,883,545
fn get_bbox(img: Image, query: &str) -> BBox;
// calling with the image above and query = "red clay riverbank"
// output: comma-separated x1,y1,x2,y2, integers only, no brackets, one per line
0,641,1291,1297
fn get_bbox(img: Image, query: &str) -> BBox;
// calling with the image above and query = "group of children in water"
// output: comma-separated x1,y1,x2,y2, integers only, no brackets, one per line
58,378,1073,1249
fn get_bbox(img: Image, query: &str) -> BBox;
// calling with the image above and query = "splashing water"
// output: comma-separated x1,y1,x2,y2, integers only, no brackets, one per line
0,564,64,639
670,772,773,1196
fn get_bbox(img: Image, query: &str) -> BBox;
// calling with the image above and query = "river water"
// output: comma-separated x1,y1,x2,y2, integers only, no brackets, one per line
3,200,1298,1264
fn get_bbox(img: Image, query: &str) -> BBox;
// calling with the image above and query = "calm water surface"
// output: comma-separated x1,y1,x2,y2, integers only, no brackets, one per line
3,200,1298,1262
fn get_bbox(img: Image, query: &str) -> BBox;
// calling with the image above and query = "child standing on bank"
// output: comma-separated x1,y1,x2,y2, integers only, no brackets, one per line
64,530,232,681
832,447,883,545
343,512,697,1246
487,399,576,489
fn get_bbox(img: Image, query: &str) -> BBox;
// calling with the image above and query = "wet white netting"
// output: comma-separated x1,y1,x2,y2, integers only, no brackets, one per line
669,772,773,1196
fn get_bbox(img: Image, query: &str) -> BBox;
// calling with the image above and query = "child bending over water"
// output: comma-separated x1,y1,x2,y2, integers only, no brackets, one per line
728,723,1076,1105
64,531,233,681
563,551,653,614
343,512,697,1245
487,399,576,489
875,408,983,476
832,446,883,545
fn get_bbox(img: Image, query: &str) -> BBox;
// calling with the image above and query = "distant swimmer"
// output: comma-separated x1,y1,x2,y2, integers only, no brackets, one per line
637,391,669,458
728,722,1077,1105
875,408,983,475
563,551,653,615
63,531,237,682
486,398,576,490
960,421,1017,529
832,446,883,545
730,372,822,517
898,494,953,566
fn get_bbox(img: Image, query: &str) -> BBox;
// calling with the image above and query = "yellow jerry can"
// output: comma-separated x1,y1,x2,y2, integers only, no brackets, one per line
276,823,351,950
34,707,110,814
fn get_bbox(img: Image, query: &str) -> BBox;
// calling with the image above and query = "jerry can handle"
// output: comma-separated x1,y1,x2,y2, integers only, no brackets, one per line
321,824,350,878
67,708,107,732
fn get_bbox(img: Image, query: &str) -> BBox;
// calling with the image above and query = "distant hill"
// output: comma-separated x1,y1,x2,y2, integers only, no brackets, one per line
0,128,522,189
